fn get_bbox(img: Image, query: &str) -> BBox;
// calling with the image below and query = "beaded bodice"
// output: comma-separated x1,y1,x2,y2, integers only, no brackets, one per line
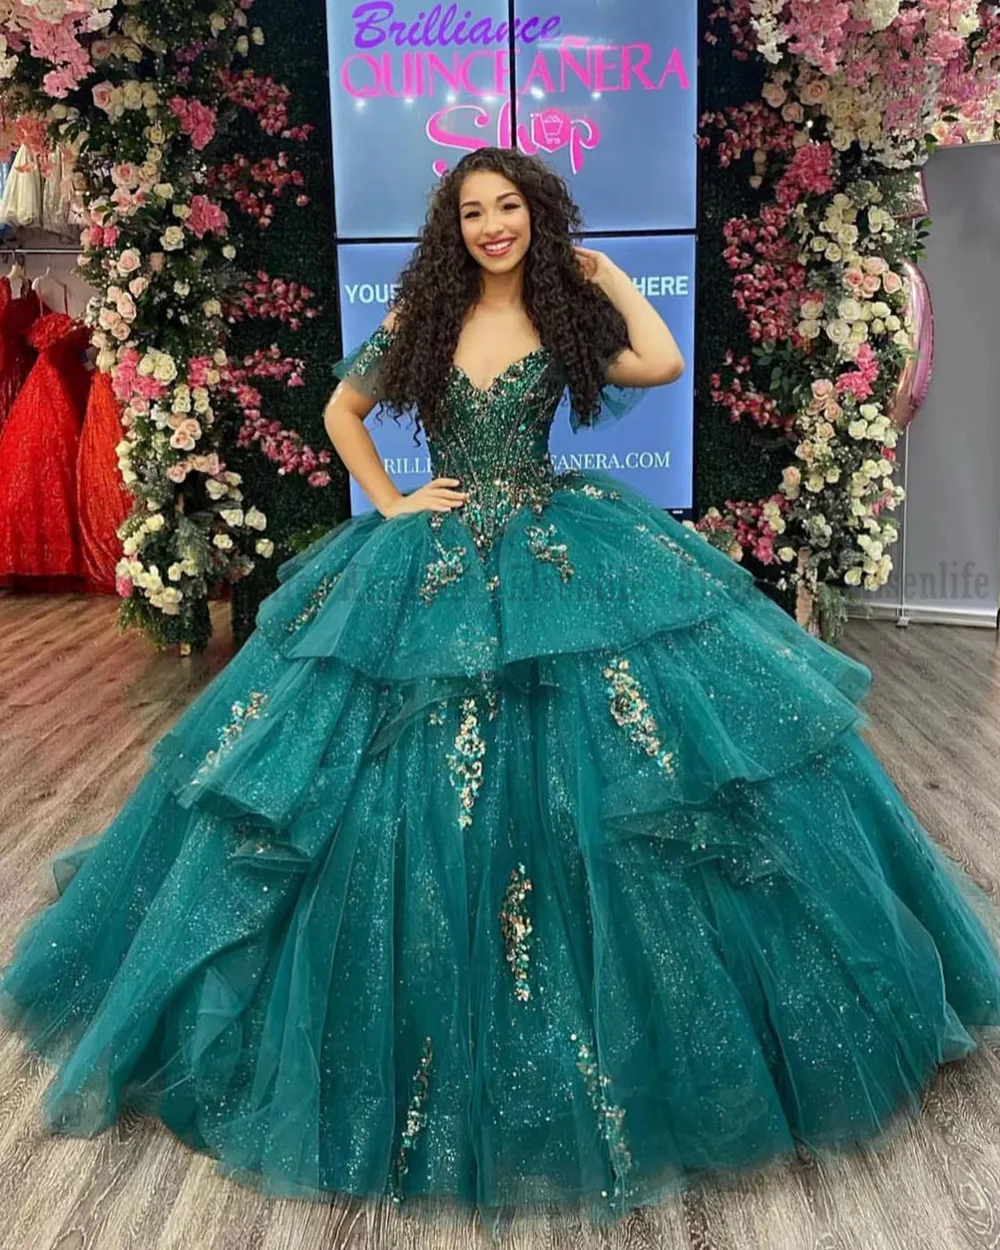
430,349,565,558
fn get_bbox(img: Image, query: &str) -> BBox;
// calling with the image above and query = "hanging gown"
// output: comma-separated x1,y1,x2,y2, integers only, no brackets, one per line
0,142,42,228
0,276,41,438
76,369,132,595
0,313,91,590
2,323,1000,1230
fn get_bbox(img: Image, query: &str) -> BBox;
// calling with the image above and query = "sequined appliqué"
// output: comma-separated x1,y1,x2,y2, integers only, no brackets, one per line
571,1030,633,1207
446,696,486,829
193,691,269,782
388,1035,433,1204
429,351,564,559
500,864,534,1002
524,522,575,582
637,522,731,591
285,573,340,634
558,473,622,502
346,324,392,388
419,535,467,606
603,657,675,775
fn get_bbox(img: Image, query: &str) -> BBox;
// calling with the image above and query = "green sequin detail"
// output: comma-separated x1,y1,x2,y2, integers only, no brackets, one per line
603,657,675,775
500,864,534,1003
419,539,467,605
285,573,340,634
571,1031,633,1207
432,352,564,558
447,696,487,830
341,324,393,396
194,691,269,781
560,474,622,502
524,522,574,581
388,1035,433,1204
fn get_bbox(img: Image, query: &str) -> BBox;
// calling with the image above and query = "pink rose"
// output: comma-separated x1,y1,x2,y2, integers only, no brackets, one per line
881,271,903,294
800,79,829,106
129,276,150,298
167,463,190,483
844,268,865,290
92,81,115,113
103,225,120,247
118,248,142,275
762,81,787,108
811,378,834,399
115,573,133,598
113,162,138,188
186,194,229,239
116,293,137,322
149,253,166,273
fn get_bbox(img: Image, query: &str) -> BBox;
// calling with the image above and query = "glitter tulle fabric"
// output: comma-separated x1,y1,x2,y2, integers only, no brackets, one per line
0,312,91,589
0,277,41,438
3,324,1000,1230
76,369,132,595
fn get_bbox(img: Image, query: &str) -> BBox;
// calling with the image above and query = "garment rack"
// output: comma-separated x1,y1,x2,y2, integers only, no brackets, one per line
0,245,82,256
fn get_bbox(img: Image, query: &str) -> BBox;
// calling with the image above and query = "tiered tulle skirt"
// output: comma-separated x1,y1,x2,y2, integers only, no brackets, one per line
3,468,1000,1227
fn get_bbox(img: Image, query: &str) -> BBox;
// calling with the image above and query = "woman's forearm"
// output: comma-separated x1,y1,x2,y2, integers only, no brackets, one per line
598,265,684,382
324,392,402,517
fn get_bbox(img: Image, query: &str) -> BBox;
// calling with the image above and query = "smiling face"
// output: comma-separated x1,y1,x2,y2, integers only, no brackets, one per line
458,170,532,276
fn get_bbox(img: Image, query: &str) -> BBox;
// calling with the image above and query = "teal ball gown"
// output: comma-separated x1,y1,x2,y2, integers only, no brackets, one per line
3,324,1000,1227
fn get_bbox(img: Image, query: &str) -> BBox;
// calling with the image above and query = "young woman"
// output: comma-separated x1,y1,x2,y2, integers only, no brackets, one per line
2,147,999,1232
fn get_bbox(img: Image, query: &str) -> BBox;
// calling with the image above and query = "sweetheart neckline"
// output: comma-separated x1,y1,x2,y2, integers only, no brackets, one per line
449,346,550,395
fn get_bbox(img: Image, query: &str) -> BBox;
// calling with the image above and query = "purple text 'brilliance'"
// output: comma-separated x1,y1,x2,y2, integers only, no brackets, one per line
352,2,562,50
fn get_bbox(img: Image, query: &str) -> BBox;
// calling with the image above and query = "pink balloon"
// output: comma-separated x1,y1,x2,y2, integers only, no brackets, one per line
891,261,934,430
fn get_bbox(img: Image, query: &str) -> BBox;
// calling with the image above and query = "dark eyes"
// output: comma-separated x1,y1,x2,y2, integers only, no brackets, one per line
463,201,521,220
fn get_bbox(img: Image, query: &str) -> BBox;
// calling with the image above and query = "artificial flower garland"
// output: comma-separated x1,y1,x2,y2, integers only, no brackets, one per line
698,0,1000,638
0,0,294,653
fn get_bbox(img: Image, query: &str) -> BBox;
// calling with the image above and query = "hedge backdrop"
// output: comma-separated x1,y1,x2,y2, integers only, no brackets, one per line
229,0,786,648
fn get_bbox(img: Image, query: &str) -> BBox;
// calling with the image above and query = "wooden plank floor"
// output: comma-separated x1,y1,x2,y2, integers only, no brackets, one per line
1,589,999,1250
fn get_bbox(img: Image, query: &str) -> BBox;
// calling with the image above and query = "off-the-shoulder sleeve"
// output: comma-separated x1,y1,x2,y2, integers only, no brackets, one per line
567,348,647,433
333,324,394,400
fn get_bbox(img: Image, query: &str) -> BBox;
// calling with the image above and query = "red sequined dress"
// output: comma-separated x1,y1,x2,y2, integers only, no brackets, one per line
76,369,132,595
0,277,42,439
0,313,92,590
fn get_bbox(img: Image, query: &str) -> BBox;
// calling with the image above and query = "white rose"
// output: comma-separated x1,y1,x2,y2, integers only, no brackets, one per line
848,420,869,439
213,532,234,550
153,354,178,383
161,225,185,251
838,298,862,322
844,567,863,586
146,512,165,532
255,538,275,558
244,506,267,531
825,319,850,344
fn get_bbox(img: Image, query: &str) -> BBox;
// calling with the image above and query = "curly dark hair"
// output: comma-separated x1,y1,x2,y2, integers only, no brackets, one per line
375,147,629,440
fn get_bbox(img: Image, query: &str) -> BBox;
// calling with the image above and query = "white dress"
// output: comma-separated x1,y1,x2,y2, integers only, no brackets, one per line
0,144,42,229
